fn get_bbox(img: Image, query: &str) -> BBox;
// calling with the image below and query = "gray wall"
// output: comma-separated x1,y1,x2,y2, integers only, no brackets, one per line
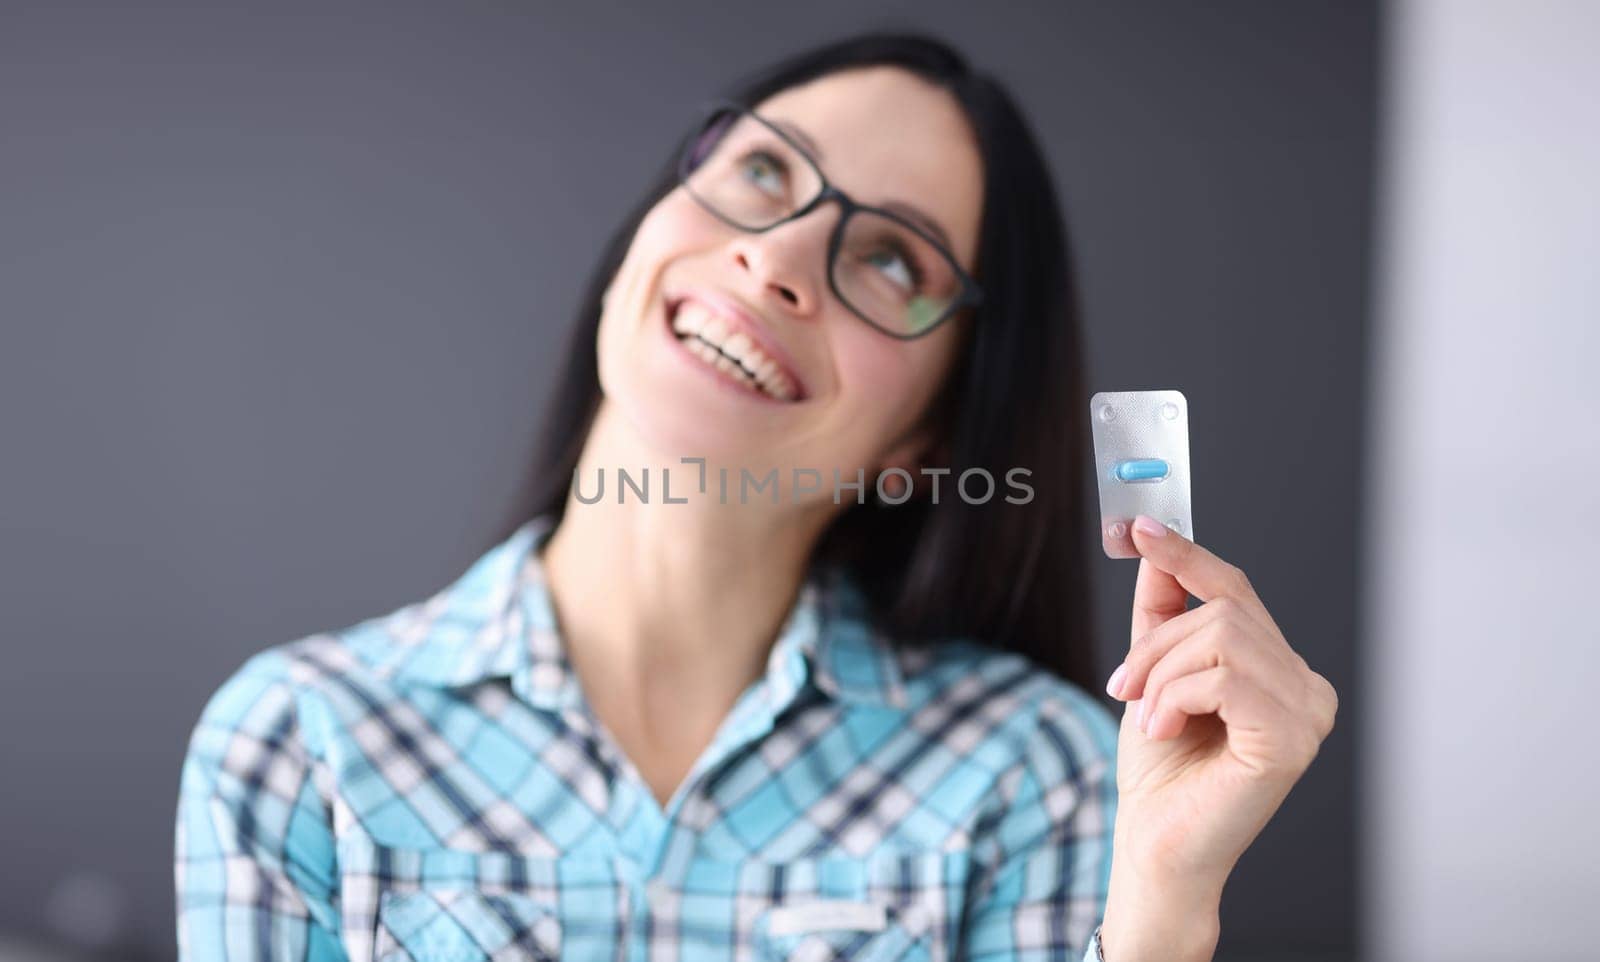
0,2,1374,958
1365,1,1600,960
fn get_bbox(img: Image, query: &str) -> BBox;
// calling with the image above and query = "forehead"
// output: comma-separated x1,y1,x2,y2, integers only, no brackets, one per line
754,67,984,270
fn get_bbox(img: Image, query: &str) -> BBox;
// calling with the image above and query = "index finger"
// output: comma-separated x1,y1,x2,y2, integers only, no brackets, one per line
1131,555,1187,649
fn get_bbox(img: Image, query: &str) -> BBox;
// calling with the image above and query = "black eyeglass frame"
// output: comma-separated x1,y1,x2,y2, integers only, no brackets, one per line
674,99,984,341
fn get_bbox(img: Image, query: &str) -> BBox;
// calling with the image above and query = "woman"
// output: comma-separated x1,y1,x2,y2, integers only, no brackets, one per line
175,32,1337,961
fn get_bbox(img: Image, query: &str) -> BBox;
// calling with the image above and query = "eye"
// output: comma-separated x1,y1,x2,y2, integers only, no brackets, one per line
738,150,788,198
864,240,926,295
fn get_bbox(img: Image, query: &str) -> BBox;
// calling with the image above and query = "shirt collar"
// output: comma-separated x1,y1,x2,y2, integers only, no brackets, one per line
358,516,909,711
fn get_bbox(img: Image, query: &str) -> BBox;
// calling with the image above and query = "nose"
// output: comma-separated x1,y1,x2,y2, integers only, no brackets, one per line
725,207,837,317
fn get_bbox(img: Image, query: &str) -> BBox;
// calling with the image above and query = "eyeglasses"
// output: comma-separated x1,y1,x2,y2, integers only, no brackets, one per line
674,100,983,341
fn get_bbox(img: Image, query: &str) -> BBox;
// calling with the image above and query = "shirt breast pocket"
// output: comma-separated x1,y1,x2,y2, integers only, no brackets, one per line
744,849,966,962
374,888,560,962
343,839,631,962
753,898,937,962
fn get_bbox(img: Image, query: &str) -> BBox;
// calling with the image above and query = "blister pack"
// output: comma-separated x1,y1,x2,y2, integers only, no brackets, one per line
1089,389,1193,558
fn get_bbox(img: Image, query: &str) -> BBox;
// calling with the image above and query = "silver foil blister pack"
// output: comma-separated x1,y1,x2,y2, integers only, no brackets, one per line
1089,389,1193,558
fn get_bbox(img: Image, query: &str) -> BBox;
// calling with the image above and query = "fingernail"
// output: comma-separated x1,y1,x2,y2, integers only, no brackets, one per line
1133,515,1167,538
1133,699,1146,730
1106,663,1128,699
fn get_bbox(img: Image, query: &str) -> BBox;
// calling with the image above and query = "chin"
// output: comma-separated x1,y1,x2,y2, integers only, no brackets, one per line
597,360,788,472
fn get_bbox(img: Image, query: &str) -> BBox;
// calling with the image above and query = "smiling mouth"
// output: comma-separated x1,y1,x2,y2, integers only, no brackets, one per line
667,297,803,402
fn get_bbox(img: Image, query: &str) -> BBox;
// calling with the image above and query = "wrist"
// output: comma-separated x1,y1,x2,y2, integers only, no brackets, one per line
1099,857,1222,962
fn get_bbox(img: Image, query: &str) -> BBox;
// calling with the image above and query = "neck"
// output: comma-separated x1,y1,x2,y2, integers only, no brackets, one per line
539,402,840,711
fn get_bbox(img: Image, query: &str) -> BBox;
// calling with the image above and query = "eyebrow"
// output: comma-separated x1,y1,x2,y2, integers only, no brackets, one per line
879,200,957,255
771,119,824,162
770,118,960,256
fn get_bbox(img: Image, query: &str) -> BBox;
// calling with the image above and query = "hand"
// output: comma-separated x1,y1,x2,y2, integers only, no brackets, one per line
1105,514,1338,888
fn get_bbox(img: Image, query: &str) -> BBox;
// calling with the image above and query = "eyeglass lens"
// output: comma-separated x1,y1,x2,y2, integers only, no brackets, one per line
681,108,963,337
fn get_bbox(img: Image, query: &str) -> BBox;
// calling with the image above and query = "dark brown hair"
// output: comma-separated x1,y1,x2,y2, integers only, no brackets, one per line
498,31,1097,694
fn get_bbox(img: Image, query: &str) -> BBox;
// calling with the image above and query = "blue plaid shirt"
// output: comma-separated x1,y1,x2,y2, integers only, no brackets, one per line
176,516,1117,961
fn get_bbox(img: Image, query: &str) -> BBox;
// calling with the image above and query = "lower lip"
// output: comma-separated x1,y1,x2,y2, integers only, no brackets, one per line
660,298,797,406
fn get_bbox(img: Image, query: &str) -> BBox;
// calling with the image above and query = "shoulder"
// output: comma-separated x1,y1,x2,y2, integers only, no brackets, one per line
182,633,354,774
898,640,1120,788
188,519,549,744
185,583,466,767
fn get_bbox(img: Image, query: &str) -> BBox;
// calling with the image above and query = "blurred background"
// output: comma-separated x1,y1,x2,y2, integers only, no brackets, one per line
0,1,1591,960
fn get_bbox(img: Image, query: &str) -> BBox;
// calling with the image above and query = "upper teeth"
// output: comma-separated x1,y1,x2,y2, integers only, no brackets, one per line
671,300,798,401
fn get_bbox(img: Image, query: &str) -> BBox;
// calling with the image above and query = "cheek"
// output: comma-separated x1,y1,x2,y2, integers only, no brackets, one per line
827,326,952,435
629,191,724,272
597,193,716,363
606,193,723,319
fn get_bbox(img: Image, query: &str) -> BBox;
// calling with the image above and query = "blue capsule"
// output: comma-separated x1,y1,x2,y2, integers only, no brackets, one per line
1112,458,1170,482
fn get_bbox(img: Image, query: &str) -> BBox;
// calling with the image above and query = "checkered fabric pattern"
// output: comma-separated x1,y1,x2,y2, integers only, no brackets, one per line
176,516,1118,961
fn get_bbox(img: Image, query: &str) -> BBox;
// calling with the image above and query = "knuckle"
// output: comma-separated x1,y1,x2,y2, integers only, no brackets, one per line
1210,618,1244,654
1210,664,1236,691
1207,602,1248,641
1202,622,1245,667
1315,675,1340,736
1208,595,1239,619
